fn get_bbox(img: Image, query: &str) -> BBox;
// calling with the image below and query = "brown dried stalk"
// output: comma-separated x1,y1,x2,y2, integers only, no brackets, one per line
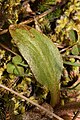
0,43,17,55
0,84,63,120
0,0,68,35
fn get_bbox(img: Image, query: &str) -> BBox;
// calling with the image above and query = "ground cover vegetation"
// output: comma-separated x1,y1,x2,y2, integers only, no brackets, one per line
0,0,80,120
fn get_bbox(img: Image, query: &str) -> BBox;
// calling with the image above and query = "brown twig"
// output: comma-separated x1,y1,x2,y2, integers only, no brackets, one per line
19,7,54,25
0,0,68,35
54,43,64,48
0,84,63,120
72,109,80,120
62,54,80,60
0,29,8,35
20,0,69,25
60,42,79,53
0,8,55,35
0,8,53,35
0,43,17,55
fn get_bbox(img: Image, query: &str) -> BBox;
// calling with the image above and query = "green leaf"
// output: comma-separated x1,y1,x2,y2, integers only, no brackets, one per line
7,62,24,75
12,55,28,67
69,29,78,43
9,25,63,107
12,55,22,64
7,63,15,73
13,66,24,75
78,45,80,52
64,61,80,66
71,45,79,55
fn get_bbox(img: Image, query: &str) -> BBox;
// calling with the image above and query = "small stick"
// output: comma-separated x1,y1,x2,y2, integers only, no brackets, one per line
62,55,80,60
60,42,78,53
19,7,54,25
0,29,8,35
0,43,17,55
20,0,69,25
72,109,80,120
0,84,63,120
0,8,53,35
0,0,68,35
